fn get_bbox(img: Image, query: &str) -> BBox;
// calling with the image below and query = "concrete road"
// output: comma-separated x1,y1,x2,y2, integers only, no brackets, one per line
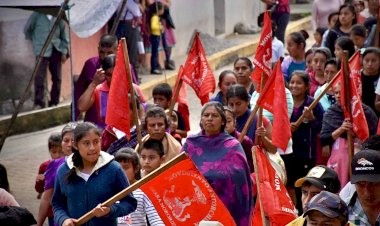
0,62,232,224
0,30,314,224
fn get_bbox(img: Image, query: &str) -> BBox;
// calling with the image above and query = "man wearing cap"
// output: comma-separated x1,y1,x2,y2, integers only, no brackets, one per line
344,149,380,226
302,191,353,226
287,165,341,225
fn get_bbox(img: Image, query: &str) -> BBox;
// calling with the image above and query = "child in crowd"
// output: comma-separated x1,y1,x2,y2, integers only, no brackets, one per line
271,21,285,65
210,70,237,106
305,49,314,74
233,57,255,95
321,12,339,47
52,122,137,226
227,84,277,154
350,24,367,51
37,123,76,226
167,110,182,144
282,31,309,81
289,71,324,213
310,47,332,96
149,2,165,75
325,4,357,57
152,83,188,138
35,132,62,199
136,107,181,164
314,59,339,112
115,148,165,226
140,139,166,176
312,27,327,47
362,47,380,115
334,36,356,62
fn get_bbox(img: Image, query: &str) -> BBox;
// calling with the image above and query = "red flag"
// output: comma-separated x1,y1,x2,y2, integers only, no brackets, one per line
256,60,291,151
140,157,236,226
339,54,369,141
174,66,190,131
252,11,272,91
105,42,131,139
252,146,297,226
182,32,215,105
332,51,361,92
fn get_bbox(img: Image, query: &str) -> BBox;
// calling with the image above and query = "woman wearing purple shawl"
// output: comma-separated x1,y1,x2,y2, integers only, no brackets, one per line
181,102,253,226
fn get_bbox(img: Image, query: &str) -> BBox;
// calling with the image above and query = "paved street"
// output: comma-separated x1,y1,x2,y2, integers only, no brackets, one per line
0,25,314,225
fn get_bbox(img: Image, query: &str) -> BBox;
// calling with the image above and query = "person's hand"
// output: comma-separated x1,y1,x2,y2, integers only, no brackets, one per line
36,174,44,182
92,204,110,218
61,54,67,63
322,146,331,158
291,122,298,132
62,218,77,226
303,107,315,121
256,126,266,137
340,118,353,135
92,69,106,86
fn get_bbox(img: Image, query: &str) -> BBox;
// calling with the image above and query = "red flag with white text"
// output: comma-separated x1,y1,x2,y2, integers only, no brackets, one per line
140,157,236,226
339,53,369,141
182,32,215,105
251,11,272,91
256,60,291,150
105,42,131,139
174,66,190,131
251,146,297,226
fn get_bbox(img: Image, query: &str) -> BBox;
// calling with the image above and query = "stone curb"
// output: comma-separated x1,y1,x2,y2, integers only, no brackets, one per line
0,16,311,136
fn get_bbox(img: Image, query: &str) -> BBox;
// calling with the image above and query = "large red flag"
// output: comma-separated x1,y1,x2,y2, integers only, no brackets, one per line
256,60,291,151
251,11,272,91
140,157,236,226
105,42,131,139
252,146,297,225
339,54,369,141
182,32,215,105
174,66,190,131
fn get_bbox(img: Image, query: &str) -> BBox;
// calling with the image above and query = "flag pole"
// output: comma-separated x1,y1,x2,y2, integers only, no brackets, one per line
342,51,354,176
168,69,183,117
374,7,380,48
293,52,360,128
121,38,142,146
75,152,188,225
110,0,128,35
238,105,260,143
257,73,266,146
252,147,269,226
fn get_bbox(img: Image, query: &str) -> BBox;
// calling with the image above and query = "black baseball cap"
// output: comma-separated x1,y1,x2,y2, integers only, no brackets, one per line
351,149,380,184
304,191,348,221
295,166,341,193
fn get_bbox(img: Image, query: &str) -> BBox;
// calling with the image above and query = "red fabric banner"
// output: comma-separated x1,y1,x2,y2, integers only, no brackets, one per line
256,60,291,150
252,146,297,226
174,66,190,131
182,32,215,105
251,11,272,91
105,42,131,139
140,157,236,226
339,53,369,141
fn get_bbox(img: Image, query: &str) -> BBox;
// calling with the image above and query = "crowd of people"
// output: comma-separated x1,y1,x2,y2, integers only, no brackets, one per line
3,0,378,225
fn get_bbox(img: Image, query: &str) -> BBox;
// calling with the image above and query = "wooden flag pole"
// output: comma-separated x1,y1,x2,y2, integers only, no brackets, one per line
257,74,266,146
252,147,269,226
168,71,183,117
238,105,260,143
110,0,128,35
342,51,354,176
75,152,188,225
121,38,142,146
294,70,340,128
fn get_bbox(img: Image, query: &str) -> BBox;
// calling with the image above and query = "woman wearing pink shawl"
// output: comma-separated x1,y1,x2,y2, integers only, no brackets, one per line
181,102,253,226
